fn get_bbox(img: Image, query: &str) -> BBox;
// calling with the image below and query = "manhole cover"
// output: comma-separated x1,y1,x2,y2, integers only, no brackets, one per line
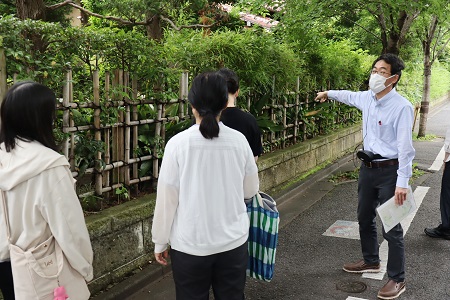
336,281,367,293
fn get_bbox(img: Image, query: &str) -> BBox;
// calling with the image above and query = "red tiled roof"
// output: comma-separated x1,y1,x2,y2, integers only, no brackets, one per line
220,4,279,29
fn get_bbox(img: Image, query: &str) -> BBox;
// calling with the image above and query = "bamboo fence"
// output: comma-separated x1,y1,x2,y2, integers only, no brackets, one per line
0,62,359,201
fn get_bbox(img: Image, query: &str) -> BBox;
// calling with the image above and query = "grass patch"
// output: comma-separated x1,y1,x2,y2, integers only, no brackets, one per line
413,133,437,141
329,163,426,184
429,61,450,102
400,59,450,106
329,168,360,183
411,163,426,181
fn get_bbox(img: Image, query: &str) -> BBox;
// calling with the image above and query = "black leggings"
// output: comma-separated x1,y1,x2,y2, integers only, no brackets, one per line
0,261,15,300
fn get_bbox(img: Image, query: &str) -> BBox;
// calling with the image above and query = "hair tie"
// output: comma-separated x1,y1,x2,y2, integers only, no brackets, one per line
199,109,214,116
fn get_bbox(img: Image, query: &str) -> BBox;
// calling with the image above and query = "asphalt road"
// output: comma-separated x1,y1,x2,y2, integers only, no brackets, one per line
109,100,450,300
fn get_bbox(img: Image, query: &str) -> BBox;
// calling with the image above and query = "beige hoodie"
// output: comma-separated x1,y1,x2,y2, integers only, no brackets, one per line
0,140,93,282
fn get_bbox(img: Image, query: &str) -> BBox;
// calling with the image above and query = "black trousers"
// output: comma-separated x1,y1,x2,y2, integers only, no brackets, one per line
170,241,247,300
0,261,15,300
440,161,450,228
358,163,405,282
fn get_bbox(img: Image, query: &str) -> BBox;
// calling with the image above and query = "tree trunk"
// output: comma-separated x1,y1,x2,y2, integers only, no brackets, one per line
417,16,438,138
385,31,400,55
381,10,418,55
15,0,48,54
146,14,162,41
418,58,431,137
16,0,46,20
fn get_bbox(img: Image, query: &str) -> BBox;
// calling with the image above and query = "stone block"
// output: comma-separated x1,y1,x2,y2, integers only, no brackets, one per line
91,222,144,276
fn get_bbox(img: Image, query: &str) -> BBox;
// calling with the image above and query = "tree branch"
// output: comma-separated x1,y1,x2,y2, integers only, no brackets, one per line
47,1,148,25
160,16,215,31
46,0,215,30
338,14,381,42
46,0,72,11
431,24,450,65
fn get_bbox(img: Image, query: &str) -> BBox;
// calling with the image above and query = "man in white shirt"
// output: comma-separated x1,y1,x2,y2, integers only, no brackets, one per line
424,127,450,239
315,53,415,300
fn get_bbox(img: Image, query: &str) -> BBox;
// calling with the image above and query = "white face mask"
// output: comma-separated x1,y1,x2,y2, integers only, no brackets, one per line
369,73,394,94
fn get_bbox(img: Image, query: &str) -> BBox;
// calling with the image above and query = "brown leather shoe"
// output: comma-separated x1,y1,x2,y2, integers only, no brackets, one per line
343,259,381,273
377,279,406,299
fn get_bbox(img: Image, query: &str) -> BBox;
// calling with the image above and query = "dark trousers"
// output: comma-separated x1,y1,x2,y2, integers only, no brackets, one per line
358,164,405,282
440,161,450,228
170,241,247,300
0,261,15,300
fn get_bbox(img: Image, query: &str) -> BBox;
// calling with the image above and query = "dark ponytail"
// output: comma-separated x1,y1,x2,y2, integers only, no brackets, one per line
199,113,220,139
188,72,228,139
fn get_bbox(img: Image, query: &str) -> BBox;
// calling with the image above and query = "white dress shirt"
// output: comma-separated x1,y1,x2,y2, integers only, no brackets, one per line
328,88,415,188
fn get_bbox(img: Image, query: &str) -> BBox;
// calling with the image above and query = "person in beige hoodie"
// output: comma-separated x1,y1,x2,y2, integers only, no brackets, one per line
0,81,93,300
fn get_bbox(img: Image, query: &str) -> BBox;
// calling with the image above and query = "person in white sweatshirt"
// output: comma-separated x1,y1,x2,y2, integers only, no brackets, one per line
151,72,259,300
0,81,94,300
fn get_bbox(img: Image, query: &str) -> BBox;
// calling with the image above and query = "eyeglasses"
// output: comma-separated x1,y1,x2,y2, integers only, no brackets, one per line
371,69,391,76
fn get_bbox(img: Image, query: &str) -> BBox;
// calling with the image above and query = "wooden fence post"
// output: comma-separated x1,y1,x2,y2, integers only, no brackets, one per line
131,75,139,193
153,101,163,180
124,71,131,186
179,71,188,119
93,70,103,196
0,48,6,103
294,76,300,143
283,87,287,149
303,92,308,141
68,69,75,171
62,70,71,160
270,76,276,146
104,72,111,189
111,69,125,189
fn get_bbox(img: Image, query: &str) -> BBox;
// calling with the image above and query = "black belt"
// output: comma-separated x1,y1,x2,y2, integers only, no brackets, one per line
363,159,398,168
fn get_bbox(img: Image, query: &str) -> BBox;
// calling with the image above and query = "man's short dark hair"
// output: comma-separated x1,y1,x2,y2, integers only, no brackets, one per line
217,68,239,94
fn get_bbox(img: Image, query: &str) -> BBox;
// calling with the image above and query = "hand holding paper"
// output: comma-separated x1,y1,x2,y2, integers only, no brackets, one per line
377,186,417,233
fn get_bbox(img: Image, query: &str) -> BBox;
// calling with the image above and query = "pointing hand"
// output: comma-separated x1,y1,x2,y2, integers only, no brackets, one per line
315,91,328,102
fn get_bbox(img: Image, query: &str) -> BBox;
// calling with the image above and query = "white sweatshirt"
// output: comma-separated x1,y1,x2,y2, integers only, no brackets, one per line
0,140,93,282
152,123,259,256
445,127,450,163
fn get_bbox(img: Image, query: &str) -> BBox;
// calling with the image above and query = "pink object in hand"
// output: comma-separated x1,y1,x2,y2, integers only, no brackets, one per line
54,286,69,300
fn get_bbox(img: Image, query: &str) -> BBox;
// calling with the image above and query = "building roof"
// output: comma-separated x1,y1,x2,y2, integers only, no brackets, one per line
220,4,279,30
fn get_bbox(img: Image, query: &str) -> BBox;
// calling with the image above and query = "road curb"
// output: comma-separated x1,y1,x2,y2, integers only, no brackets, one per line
91,263,171,300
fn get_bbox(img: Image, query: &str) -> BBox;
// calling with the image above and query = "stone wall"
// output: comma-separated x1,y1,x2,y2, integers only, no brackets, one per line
86,123,362,295
258,124,362,194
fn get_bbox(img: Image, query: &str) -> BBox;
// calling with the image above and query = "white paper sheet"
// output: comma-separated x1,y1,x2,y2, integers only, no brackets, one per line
376,186,417,232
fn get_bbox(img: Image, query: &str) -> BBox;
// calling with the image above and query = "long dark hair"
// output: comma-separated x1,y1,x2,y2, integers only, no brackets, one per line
0,81,58,152
188,72,228,139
